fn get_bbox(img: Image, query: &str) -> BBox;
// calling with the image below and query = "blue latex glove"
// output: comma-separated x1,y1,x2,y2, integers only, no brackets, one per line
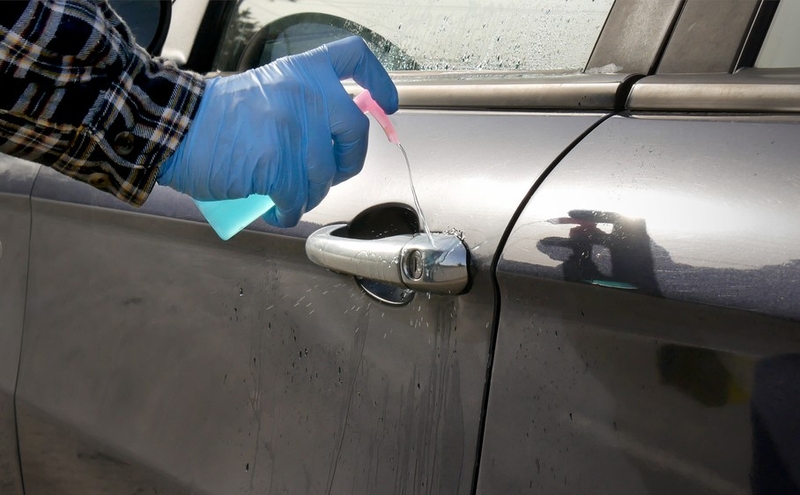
157,36,398,228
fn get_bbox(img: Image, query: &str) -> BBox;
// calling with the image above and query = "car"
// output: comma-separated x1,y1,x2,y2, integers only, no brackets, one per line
2,0,800,493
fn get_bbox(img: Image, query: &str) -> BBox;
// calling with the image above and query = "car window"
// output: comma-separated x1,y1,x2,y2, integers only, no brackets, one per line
213,0,615,73
755,0,800,68
109,0,167,54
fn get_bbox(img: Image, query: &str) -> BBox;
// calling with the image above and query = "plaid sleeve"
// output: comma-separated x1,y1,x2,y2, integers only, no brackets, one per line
0,0,205,206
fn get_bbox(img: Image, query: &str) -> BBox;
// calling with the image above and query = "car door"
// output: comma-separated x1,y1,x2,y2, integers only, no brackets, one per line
14,1,677,494
479,1,800,494
0,155,38,495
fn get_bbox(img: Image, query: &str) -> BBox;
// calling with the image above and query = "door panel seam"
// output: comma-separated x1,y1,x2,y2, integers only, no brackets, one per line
469,111,617,495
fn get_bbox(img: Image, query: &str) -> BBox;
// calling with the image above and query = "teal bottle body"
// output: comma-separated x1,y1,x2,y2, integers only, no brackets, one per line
193,195,275,240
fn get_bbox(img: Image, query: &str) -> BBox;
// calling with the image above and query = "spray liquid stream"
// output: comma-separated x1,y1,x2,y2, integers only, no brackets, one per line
193,89,433,242
397,143,434,244
353,90,435,246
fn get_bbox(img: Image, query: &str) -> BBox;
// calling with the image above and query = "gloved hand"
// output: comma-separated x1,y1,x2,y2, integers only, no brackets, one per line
157,36,398,228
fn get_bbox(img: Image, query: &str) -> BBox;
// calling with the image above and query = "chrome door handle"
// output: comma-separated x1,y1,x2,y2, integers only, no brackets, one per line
305,224,469,295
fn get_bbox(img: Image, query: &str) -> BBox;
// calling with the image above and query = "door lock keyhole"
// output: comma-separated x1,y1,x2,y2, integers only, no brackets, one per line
405,249,424,281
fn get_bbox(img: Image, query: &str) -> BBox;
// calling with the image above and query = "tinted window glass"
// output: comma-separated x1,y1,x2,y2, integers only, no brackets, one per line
110,0,165,54
214,0,614,73
756,0,800,68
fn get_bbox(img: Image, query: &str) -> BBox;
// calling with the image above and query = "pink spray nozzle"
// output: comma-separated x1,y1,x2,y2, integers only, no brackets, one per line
353,90,399,145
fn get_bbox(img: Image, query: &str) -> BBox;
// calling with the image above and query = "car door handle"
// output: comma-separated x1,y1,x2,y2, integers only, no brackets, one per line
305,224,469,294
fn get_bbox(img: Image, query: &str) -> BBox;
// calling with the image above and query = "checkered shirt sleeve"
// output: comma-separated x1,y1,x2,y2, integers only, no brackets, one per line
0,0,205,206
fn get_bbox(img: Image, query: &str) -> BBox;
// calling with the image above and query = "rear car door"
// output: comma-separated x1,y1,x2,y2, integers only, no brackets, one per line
13,1,679,494
480,1,800,493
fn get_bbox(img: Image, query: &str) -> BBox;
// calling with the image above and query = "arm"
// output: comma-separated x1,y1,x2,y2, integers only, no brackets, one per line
1,1,399,228
0,0,204,206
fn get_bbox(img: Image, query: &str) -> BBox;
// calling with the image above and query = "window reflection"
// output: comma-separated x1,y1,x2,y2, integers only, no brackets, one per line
215,0,615,72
